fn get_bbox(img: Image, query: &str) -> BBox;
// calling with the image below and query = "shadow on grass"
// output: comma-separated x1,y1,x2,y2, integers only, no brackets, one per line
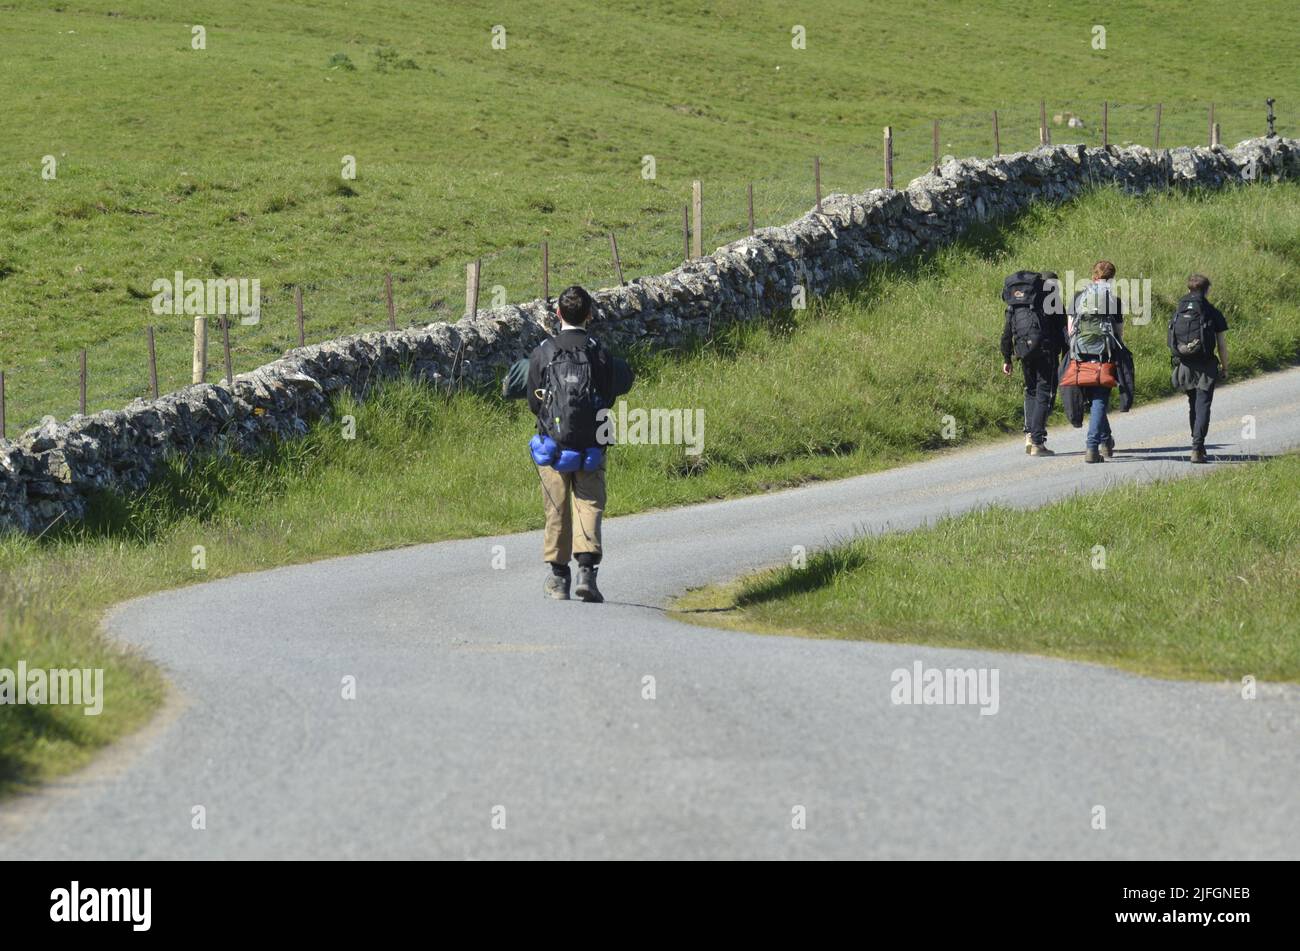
733,544,872,609
0,703,92,794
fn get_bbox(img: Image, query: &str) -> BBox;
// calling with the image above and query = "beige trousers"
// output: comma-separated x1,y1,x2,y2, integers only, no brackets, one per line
538,464,605,564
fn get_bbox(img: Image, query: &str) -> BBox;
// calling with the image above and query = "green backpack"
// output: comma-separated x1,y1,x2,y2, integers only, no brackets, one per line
1073,283,1117,358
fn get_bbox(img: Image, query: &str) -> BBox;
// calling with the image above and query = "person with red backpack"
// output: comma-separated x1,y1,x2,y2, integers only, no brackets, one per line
1063,261,1125,464
526,286,618,602
1169,274,1230,464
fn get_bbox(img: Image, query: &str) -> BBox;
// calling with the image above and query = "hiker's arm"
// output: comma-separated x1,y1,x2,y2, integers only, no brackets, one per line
1216,332,1229,377
611,356,635,397
599,348,617,403
526,349,543,416
999,308,1014,371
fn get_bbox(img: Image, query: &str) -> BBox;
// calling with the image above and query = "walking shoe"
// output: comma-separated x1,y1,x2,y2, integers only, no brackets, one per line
1028,443,1055,457
1190,448,1208,464
574,565,604,603
1084,447,1105,464
1024,434,1033,454
544,571,571,600
1100,437,1115,459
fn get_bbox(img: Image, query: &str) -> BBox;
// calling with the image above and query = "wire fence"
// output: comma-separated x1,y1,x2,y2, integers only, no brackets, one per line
0,97,1286,437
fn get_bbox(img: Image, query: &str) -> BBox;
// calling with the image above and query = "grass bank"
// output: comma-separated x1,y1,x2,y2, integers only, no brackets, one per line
672,453,1300,682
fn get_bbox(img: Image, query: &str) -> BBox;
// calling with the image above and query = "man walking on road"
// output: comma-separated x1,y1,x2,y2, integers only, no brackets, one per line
1170,273,1230,464
527,285,616,603
1001,271,1066,456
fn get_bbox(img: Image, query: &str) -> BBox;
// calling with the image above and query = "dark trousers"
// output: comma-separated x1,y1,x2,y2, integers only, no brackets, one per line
1187,384,1215,450
1020,351,1056,444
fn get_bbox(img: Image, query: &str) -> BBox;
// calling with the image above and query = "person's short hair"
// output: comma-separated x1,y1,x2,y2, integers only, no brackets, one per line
557,285,593,324
1187,273,1212,293
1092,260,1116,281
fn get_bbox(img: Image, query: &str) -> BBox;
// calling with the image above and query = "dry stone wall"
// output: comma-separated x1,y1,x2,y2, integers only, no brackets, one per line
1,136,1296,534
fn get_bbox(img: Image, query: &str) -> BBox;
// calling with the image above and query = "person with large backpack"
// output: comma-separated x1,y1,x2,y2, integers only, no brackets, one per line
1064,260,1125,464
1169,273,1230,464
1001,270,1066,456
526,285,619,602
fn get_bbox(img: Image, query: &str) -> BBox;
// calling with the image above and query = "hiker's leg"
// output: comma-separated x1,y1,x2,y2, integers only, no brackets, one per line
1186,390,1197,440
1084,389,1105,449
570,465,606,563
539,465,573,565
1028,355,1052,444
1192,384,1214,450
1021,360,1035,435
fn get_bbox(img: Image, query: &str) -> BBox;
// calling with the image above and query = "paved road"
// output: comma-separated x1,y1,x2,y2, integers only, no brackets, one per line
3,370,1299,859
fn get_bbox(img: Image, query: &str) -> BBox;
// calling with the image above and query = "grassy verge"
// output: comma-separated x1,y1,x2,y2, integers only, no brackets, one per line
672,454,1300,682
3,181,1300,791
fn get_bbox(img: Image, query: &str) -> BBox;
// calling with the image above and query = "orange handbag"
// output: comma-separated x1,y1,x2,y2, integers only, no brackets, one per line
1060,359,1118,388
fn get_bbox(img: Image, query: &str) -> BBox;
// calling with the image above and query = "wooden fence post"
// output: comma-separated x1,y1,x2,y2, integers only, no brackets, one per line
884,126,894,188
609,232,625,285
814,156,822,212
1208,103,1215,146
221,319,233,387
932,119,940,169
1212,121,1221,148
79,349,87,415
192,316,207,384
147,325,159,399
691,181,703,259
542,240,550,304
746,184,755,235
0,370,6,441
465,259,481,318
295,287,305,348
385,273,396,330
1154,102,1163,150
1102,100,1109,148
1039,100,1048,146
992,111,1000,155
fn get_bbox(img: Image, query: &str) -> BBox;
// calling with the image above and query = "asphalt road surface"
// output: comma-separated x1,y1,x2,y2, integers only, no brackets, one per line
3,369,1299,859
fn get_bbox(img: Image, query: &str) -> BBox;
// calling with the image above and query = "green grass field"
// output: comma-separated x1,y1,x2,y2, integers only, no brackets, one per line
672,453,1300,682
4,180,1300,792
1,0,1296,429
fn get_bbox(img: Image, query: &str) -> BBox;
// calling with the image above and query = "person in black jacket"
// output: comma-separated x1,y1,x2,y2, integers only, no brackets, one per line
1001,271,1066,456
527,285,616,602
1170,274,1230,464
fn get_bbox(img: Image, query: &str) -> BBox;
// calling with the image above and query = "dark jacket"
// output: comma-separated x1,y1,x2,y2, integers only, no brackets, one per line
999,297,1066,363
525,327,616,424
1169,291,1228,392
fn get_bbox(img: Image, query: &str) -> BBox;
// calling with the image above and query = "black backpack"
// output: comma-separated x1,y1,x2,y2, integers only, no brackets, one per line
1003,271,1045,358
537,337,602,449
1168,296,1213,360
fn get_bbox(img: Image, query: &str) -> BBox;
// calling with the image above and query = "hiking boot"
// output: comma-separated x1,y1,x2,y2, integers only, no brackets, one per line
1024,434,1033,454
574,565,604,603
1100,437,1115,459
1084,447,1105,464
1028,442,1055,457
1190,448,1208,464
544,571,571,600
